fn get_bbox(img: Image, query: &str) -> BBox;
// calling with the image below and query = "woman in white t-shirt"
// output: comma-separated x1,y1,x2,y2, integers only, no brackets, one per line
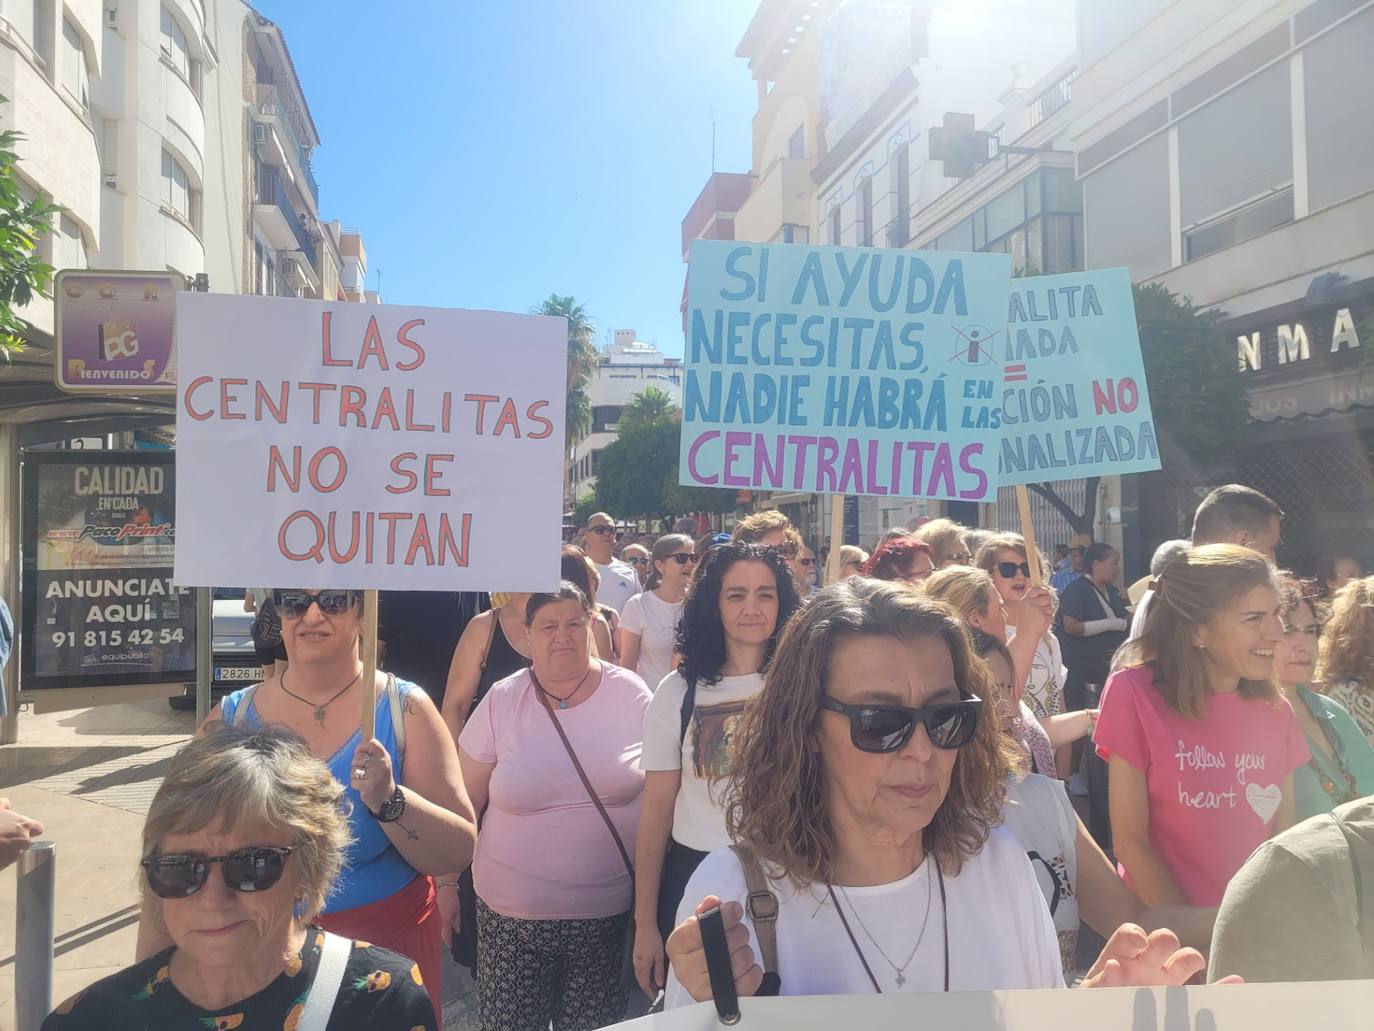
630,541,802,1000
620,534,695,693
663,578,1222,1006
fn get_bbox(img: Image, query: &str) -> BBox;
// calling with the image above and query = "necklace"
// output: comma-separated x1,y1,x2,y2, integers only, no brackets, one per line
531,665,595,710
280,669,363,727
833,861,933,989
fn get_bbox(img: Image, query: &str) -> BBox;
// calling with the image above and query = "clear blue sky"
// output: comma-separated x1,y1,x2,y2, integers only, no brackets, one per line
256,1,758,357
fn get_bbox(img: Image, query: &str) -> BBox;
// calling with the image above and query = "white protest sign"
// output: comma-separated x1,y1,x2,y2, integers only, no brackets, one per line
174,293,566,592
616,980,1374,1030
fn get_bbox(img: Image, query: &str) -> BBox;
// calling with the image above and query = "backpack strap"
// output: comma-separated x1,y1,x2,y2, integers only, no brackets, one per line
229,684,260,728
678,673,698,745
730,844,780,994
296,931,351,1031
1331,809,1365,934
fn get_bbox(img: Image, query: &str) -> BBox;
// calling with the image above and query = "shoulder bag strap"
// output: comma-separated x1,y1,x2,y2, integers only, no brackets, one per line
1331,810,1365,934
729,844,779,977
386,674,405,760
479,611,499,673
230,684,259,728
534,671,633,878
296,931,351,1031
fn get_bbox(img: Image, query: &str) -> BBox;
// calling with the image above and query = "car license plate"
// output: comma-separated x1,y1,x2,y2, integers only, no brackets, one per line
214,666,259,682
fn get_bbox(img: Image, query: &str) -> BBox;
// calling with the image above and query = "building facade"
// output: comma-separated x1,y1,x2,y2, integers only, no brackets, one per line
568,330,684,506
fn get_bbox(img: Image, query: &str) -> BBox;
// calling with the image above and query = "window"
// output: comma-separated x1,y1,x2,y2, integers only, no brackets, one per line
829,203,842,246
6,0,36,50
1304,7,1374,211
160,4,191,83
60,19,88,109
1184,188,1294,261
788,125,805,160
859,177,873,246
934,215,974,252
160,149,198,230
53,213,86,271
1083,133,1171,278
781,224,809,244
890,146,910,246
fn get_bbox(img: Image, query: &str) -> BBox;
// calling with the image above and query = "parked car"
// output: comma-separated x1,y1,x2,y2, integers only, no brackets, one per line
168,588,264,710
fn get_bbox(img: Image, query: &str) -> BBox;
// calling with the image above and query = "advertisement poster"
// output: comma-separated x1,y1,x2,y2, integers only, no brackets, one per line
680,240,1012,504
53,270,180,394
22,452,197,691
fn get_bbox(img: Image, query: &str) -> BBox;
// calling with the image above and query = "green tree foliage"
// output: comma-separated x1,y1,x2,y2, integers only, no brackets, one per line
0,123,59,357
594,387,736,521
1028,283,1251,535
572,492,599,528
536,293,597,441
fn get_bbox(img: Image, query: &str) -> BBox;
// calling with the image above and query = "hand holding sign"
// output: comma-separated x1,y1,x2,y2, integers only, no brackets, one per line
666,895,764,1004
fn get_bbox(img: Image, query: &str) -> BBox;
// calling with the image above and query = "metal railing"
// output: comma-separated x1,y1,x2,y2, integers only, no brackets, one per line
257,173,317,272
256,84,320,206
1027,69,1076,129
15,841,56,1031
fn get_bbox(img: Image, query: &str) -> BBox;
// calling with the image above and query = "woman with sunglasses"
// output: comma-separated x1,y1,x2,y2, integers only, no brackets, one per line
457,583,651,1031
620,534,696,693
836,544,869,580
137,588,477,1019
662,579,1219,1005
632,542,801,1000
912,517,973,568
1272,574,1374,819
50,724,437,1029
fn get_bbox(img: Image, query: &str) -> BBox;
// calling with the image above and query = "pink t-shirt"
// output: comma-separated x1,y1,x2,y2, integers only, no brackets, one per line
1094,665,1309,906
460,664,651,920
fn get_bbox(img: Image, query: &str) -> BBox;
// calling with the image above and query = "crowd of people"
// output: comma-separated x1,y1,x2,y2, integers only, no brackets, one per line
27,491,1374,1030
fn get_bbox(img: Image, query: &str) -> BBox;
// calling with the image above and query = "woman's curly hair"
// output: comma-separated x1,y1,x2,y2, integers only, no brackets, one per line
1316,575,1374,688
674,540,802,687
723,577,1016,888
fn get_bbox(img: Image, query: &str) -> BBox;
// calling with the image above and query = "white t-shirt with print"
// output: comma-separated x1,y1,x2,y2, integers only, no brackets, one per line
641,670,763,853
594,559,640,614
1002,772,1080,980
619,591,683,695
664,824,1063,1007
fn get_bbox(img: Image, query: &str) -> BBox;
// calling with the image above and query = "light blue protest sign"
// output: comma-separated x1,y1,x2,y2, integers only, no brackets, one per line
998,267,1160,486
680,240,1011,504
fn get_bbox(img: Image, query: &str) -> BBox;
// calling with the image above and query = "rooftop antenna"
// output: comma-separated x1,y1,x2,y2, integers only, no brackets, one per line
375,267,383,298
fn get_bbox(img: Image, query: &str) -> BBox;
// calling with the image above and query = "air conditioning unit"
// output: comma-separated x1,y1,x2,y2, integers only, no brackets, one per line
281,256,304,283
102,171,117,188
105,5,117,28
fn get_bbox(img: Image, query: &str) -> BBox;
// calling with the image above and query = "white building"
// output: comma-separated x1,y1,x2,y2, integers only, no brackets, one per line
568,330,684,506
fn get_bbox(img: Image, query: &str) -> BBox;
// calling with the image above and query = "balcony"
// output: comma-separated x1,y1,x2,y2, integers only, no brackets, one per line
681,172,754,258
734,157,814,244
253,173,317,274
280,250,320,294
255,84,319,208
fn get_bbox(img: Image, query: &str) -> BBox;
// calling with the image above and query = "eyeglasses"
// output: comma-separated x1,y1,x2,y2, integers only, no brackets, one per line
1280,622,1322,640
948,551,973,564
799,557,816,567
624,556,649,566
996,561,1032,579
587,525,615,536
141,846,295,899
273,589,358,619
667,553,698,566
819,695,982,753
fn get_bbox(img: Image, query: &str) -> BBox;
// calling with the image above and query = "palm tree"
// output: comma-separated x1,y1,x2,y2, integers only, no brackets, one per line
536,294,597,510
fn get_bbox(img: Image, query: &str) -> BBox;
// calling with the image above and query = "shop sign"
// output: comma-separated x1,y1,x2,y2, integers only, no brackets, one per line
1236,302,1365,373
53,270,181,394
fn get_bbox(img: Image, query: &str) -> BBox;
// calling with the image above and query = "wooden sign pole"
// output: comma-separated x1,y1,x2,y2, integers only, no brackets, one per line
826,494,845,585
360,589,380,742
1014,485,1045,587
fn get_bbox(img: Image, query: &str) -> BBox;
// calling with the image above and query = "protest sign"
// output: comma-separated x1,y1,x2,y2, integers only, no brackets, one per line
173,293,566,593
680,240,1012,504
21,451,196,691
999,267,1160,486
614,980,1374,1031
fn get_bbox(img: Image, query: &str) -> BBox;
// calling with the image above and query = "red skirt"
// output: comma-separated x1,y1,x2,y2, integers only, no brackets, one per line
317,873,442,1020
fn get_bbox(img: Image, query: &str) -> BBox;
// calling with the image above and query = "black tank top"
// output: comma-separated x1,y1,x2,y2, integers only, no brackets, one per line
472,612,529,715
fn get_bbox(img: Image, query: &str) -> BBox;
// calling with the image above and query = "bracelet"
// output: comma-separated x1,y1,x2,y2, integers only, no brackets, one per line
436,879,461,890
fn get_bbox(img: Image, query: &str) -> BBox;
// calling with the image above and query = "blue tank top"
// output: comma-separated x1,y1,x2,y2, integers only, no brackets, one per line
220,679,420,912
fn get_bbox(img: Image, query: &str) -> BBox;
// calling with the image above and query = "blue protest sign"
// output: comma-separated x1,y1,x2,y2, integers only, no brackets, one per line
999,268,1160,486
680,240,1011,504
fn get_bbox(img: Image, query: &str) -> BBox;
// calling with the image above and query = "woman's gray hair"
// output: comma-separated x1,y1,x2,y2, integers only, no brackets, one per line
141,724,352,921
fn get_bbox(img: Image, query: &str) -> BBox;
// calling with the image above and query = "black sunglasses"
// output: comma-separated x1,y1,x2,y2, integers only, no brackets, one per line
625,555,648,566
996,561,1032,579
799,557,817,567
588,525,615,536
273,589,358,619
820,695,981,752
666,553,698,566
142,846,295,899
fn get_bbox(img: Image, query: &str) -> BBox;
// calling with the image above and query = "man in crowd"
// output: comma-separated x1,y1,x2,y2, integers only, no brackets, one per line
621,542,651,587
732,510,806,586
1129,484,1283,639
582,511,640,613
1051,533,1092,593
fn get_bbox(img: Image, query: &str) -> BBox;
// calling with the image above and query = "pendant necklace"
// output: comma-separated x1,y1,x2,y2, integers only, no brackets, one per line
532,666,595,710
280,669,363,727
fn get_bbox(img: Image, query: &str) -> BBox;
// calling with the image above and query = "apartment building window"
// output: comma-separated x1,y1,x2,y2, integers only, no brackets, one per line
859,177,873,246
1304,7,1374,212
52,213,86,271
159,4,198,91
60,18,88,110
788,125,805,160
889,145,910,246
160,149,199,231
829,203,842,246
5,0,36,52
1179,62,1292,263
781,224,809,244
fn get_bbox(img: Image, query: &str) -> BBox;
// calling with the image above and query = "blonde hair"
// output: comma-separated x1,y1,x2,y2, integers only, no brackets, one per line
724,578,1016,887
1316,575,1374,688
923,565,998,622
1132,544,1280,717
142,725,351,921
837,545,868,570
733,510,802,556
912,518,969,566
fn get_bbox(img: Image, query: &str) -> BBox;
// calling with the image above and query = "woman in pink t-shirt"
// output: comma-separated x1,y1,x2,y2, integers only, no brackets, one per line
1095,545,1308,907
456,582,651,1031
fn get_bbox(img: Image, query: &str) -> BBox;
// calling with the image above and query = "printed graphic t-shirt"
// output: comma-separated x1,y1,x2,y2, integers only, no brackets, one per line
1094,665,1309,905
641,670,763,853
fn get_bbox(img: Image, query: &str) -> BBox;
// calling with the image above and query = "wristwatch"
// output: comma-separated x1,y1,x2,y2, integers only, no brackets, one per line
368,784,406,823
